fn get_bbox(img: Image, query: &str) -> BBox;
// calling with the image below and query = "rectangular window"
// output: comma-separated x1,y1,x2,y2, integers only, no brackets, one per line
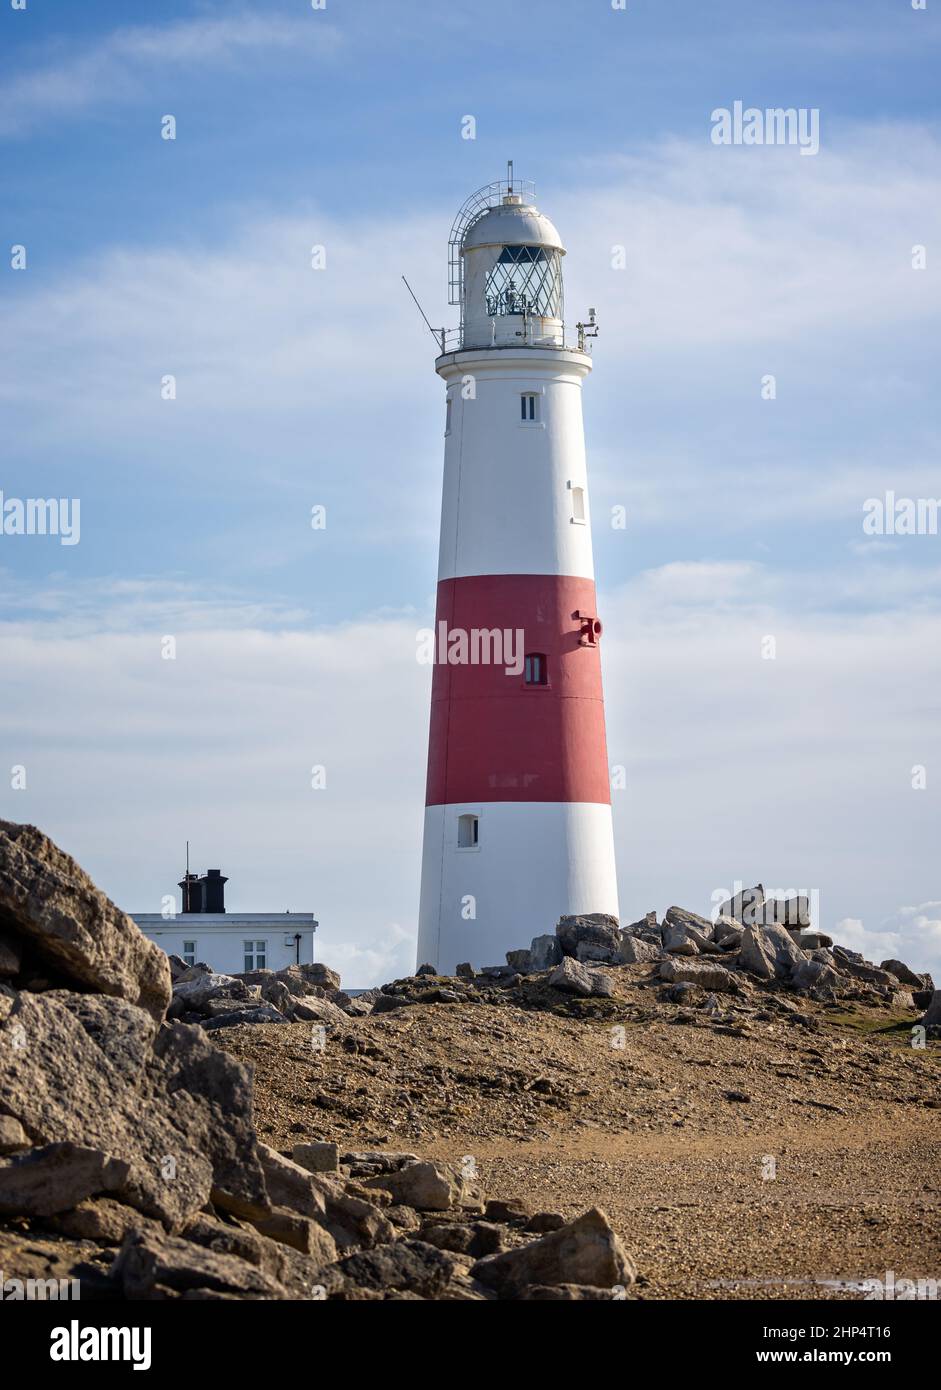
445,397,452,434
244,939,268,971
520,393,537,422
524,653,547,686
457,813,479,849
570,483,586,523
182,941,196,967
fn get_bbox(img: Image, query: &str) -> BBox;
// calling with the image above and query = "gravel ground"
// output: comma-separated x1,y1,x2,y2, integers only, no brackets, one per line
219,973,941,1299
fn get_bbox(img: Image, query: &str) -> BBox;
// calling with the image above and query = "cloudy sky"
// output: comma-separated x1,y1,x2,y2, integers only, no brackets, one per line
2,0,939,985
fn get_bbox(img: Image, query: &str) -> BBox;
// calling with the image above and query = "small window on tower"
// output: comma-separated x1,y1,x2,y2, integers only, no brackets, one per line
445,397,452,435
570,484,586,523
457,813,479,849
520,393,538,423
182,940,196,967
524,653,548,686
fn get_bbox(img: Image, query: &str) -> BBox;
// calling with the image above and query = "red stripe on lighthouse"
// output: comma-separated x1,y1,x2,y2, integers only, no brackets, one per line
425,573,611,807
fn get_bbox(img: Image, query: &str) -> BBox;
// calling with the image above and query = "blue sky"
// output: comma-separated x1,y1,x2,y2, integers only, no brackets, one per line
1,0,940,984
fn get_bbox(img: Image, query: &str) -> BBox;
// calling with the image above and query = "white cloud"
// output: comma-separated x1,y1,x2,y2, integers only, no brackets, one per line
0,14,341,135
835,906,941,982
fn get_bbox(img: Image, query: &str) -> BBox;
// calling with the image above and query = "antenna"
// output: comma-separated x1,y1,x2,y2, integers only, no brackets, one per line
402,275,445,353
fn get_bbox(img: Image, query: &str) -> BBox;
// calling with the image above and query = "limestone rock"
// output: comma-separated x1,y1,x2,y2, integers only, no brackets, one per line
740,923,804,981
548,956,613,997
528,935,562,971
0,819,170,1022
362,1160,477,1212
617,933,660,965
471,1207,636,1296
881,959,928,989
0,1142,130,1216
113,1228,288,1300
662,907,720,955
715,884,765,927
293,1141,340,1174
659,957,739,992
555,913,621,963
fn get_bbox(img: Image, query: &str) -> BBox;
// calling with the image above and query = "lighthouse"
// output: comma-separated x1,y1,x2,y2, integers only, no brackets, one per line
416,172,619,974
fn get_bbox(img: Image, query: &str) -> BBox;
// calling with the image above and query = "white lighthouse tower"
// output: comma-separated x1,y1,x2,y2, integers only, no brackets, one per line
417,172,619,974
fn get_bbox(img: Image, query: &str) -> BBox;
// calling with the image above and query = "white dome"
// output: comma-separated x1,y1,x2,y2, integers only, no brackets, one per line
462,199,565,256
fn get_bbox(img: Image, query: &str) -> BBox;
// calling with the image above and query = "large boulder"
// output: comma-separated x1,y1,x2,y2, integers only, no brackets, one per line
0,990,266,1230
880,959,929,990
714,884,765,926
363,1160,480,1213
792,958,843,995
549,957,615,998
555,914,621,963
662,907,720,956
471,1207,636,1297
739,923,804,981
528,935,562,971
659,957,739,992
0,819,170,1022
617,934,660,965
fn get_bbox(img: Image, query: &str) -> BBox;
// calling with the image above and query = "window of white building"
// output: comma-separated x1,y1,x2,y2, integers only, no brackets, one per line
182,940,196,967
520,393,538,423
244,939,268,971
569,482,586,523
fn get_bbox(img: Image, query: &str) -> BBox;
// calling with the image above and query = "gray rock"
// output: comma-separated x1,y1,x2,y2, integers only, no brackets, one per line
617,933,660,965
762,896,811,929
289,996,348,1028
113,1228,288,1300
362,1160,479,1212
0,1142,130,1216
662,907,721,955
0,819,171,1022
623,911,661,943
323,1238,462,1299
659,957,739,992
455,963,475,980
257,1145,326,1219
715,884,765,927
528,935,562,971
505,948,534,974
713,917,744,949
792,958,843,994
740,923,804,981
831,949,899,989
880,959,927,989
299,962,342,992
797,932,832,950
548,957,614,998
556,913,621,963
292,1141,339,1174
471,1206,636,1297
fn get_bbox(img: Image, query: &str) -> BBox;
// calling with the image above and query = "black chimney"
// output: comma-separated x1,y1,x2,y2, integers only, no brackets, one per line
200,869,228,914
178,873,202,914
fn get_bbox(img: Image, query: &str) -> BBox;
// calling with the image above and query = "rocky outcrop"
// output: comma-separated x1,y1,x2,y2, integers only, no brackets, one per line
0,819,170,1021
0,820,641,1301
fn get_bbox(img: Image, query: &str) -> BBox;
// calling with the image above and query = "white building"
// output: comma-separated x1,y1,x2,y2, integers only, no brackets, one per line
131,868,317,975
